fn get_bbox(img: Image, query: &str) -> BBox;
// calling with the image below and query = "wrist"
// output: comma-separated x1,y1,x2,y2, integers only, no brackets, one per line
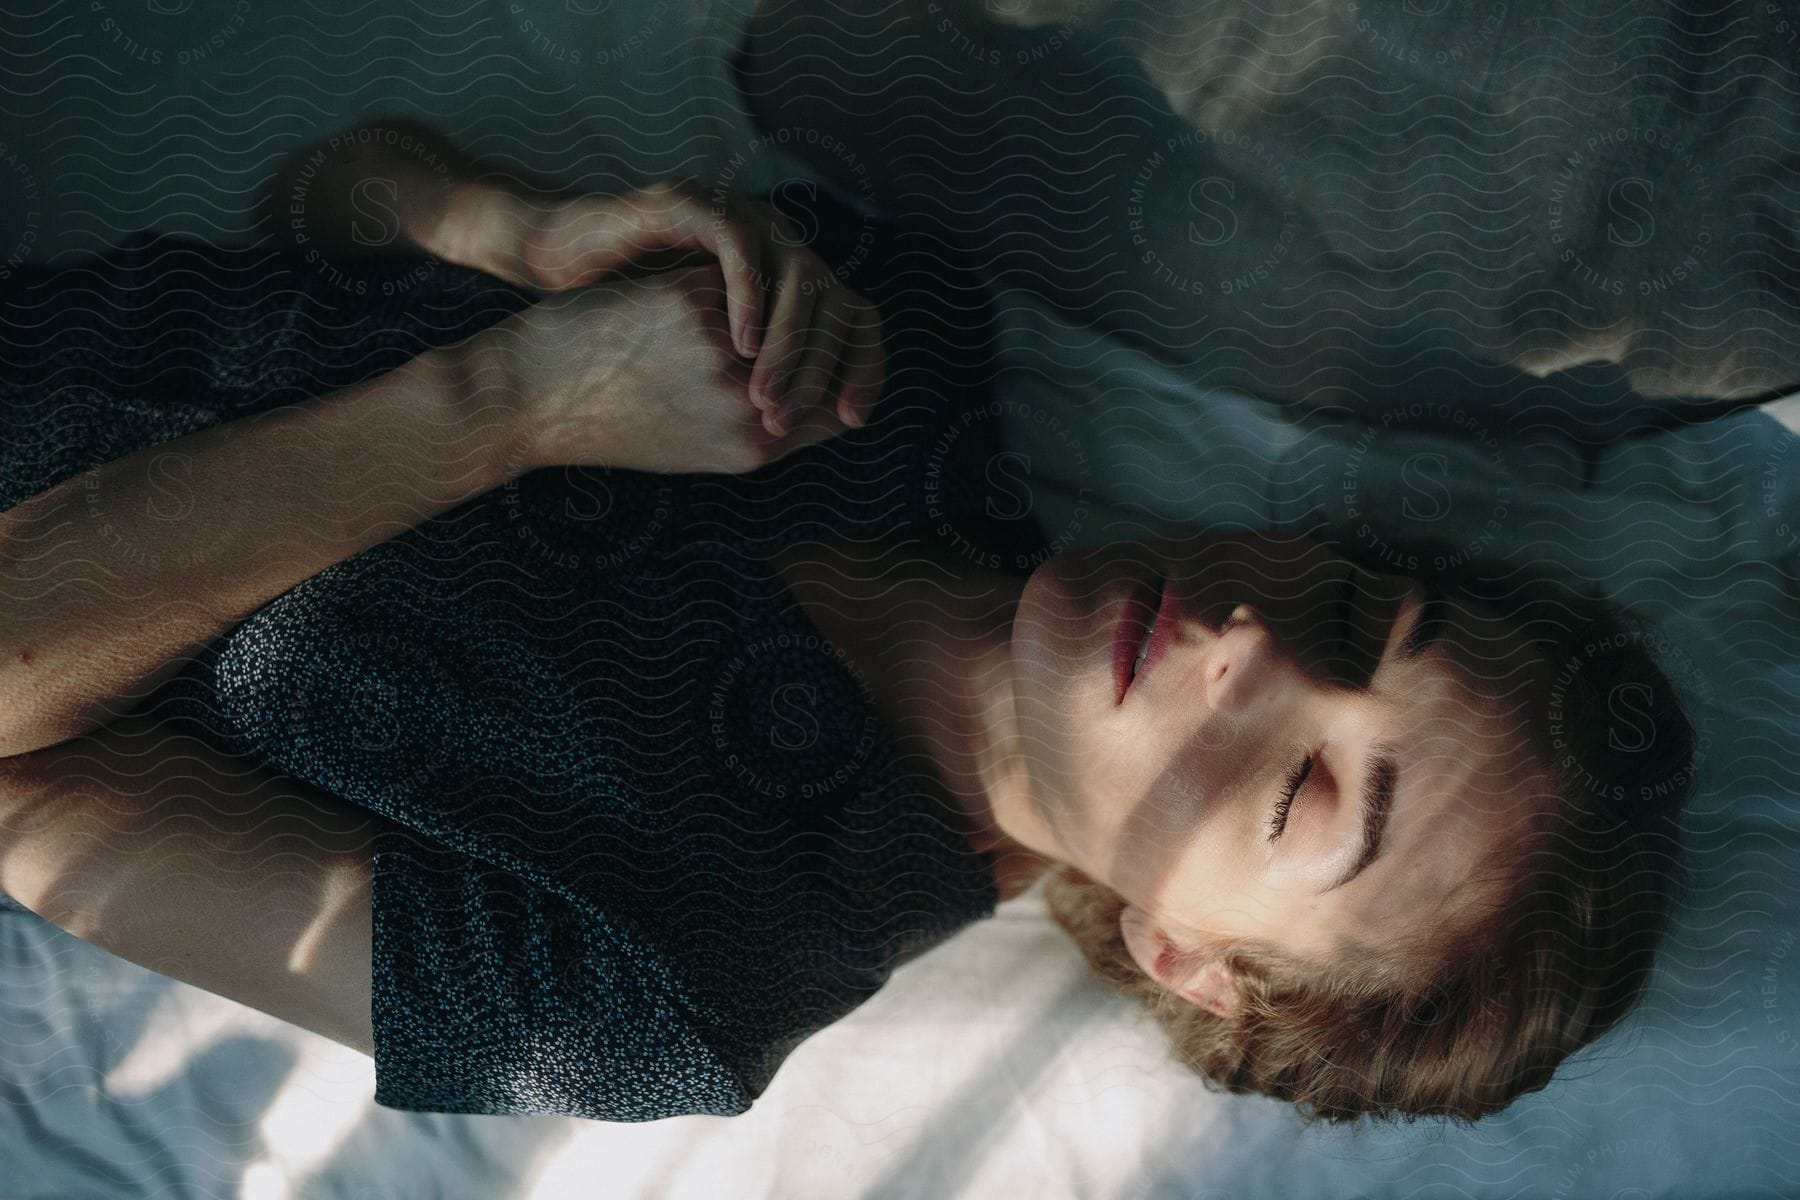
414,180,516,274
422,335,537,487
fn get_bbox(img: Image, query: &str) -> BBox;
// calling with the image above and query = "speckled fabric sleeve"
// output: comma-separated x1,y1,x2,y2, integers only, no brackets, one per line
0,212,1017,1121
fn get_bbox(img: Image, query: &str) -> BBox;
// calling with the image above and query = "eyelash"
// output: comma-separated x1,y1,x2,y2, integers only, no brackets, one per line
1268,750,1314,843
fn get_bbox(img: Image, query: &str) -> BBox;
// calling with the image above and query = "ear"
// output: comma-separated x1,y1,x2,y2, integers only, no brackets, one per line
1119,903,1242,1018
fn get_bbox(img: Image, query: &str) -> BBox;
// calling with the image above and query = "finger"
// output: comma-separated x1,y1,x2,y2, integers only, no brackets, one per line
703,197,765,359
741,225,778,375
826,295,886,429
767,397,853,459
731,203,800,360
748,263,818,425
779,290,850,436
631,183,766,358
741,206,814,358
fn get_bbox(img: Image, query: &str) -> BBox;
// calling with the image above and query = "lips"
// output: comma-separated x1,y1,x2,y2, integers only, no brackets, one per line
1112,579,1159,705
1135,578,1184,693
1114,577,1187,703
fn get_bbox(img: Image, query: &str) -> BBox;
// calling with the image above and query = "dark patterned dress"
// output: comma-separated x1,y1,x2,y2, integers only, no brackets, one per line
0,197,1039,1121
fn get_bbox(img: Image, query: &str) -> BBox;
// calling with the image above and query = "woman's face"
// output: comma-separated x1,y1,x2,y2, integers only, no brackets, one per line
1001,532,1557,974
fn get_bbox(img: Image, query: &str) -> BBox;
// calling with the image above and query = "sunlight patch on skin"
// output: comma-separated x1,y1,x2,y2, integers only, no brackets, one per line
286,859,367,976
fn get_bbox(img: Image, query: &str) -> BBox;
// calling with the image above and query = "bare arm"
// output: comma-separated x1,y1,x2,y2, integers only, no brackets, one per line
0,147,887,1067
0,711,377,1055
261,118,885,428
0,192,886,761
0,345,518,759
0,269,874,1058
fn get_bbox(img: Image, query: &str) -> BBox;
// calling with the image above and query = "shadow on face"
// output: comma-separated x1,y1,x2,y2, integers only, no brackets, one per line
1001,531,1560,971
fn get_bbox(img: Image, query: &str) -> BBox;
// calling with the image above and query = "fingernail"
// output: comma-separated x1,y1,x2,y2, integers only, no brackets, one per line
763,369,787,406
777,395,803,431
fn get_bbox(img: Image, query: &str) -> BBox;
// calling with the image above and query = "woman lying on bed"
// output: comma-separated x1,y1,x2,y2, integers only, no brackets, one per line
0,123,1694,1126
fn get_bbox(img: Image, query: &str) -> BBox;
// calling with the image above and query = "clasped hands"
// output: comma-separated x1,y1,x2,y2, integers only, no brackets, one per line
291,124,887,477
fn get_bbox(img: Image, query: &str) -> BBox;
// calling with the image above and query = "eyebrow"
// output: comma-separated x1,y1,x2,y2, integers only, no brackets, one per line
1398,593,1450,661
1321,745,1397,894
1317,590,1447,895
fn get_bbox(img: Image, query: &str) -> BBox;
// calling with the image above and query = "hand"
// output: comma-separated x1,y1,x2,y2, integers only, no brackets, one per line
460,263,861,477
425,179,886,435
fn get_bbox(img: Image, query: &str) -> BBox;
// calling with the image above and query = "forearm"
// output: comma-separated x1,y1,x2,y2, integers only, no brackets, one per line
0,711,376,1056
264,120,487,263
260,119,576,277
0,344,519,757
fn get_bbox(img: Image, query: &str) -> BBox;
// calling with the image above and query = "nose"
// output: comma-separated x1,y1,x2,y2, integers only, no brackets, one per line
1204,605,1284,713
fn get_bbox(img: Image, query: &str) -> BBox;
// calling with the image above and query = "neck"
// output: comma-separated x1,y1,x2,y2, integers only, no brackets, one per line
770,535,1049,902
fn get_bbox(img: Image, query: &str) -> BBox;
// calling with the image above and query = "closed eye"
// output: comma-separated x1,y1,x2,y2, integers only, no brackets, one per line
1267,751,1313,842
